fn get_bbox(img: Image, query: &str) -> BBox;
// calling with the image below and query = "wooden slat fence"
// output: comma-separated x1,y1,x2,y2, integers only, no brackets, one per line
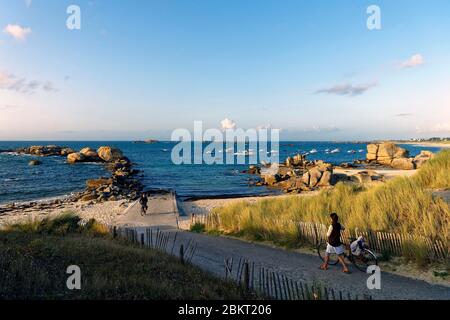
190,214,448,262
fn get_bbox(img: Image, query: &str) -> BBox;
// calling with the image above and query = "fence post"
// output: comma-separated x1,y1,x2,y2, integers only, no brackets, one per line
243,262,250,292
140,233,145,246
179,244,185,265
113,226,117,239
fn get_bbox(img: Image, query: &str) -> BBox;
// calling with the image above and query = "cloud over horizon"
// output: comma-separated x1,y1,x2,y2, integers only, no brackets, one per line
316,82,377,97
0,71,58,94
400,54,424,68
3,24,32,40
220,118,237,130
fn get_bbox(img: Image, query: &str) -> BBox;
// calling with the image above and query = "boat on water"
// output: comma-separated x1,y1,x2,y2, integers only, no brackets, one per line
347,150,356,154
309,149,318,154
330,148,340,154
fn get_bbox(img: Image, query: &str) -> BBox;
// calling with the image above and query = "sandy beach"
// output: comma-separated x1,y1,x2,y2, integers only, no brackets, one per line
397,142,450,149
0,200,133,227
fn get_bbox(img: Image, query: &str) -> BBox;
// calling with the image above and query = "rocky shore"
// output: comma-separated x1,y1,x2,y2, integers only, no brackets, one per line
243,142,435,193
0,145,144,217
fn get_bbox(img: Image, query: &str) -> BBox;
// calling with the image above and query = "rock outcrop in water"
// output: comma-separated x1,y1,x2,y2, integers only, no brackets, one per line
366,142,434,170
2,145,144,204
247,156,336,193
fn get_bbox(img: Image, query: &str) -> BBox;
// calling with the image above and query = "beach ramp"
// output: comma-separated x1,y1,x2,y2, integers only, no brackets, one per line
116,190,179,228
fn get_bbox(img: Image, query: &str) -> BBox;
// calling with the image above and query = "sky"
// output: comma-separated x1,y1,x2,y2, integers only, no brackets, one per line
0,0,449,141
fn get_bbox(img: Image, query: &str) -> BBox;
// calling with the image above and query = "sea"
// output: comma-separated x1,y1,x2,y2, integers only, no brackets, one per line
0,141,443,204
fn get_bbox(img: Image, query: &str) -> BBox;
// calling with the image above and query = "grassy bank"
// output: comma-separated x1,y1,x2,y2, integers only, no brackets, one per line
209,151,450,264
0,213,252,300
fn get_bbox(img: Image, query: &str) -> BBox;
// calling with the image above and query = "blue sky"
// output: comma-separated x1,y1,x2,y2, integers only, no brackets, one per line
1,0,449,140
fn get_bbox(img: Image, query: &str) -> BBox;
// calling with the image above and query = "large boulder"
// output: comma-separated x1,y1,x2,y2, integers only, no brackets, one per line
27,145,62,156
67,152,85,164
80,147,100,161
97,146,123,162
263,174,281,186
60,148,75,156
366,144,378,161
352,172,373,184
413,151,434,169
301,171,310,185
317,170,332,186
309,167,323,187
366,142,409,165
391,158,415,170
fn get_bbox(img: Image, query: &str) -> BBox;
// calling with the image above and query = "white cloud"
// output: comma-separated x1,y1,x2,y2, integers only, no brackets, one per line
400,54,424,68
430,122,450,133
220,118,236,130
3,24,32,40
316,82,377,97
0,71,57,94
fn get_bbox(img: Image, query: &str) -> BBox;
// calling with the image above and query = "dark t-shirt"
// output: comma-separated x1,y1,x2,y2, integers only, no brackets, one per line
328,222,342,247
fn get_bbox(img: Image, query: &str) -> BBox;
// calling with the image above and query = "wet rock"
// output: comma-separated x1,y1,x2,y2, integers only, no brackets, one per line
86,178,112,190
61,148,75,156
67,152,86,164
80,147,101,161
29,160,42,166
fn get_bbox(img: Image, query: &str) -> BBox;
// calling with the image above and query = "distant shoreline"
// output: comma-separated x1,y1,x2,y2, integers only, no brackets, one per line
396,142,450,149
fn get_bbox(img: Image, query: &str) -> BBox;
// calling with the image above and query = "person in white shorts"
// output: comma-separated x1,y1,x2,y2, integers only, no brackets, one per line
319,213,350,274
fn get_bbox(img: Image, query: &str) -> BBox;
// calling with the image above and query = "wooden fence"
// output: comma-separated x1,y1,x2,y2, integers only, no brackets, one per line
109,226,369,300
224,257,372,300
190,214,449,262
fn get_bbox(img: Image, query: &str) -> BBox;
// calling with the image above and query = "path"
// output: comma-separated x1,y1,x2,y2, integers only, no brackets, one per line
118,196,450,300
116,190,179,228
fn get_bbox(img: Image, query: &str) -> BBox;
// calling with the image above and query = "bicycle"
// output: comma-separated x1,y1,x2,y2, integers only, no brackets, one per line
317,237,378,272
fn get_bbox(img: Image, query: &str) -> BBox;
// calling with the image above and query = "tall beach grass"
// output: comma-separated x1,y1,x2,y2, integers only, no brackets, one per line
210,150,450,261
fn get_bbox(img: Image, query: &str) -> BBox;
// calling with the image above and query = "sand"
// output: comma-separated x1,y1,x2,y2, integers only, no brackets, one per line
0,200,133,227
334,167,418,180
397,142,450,149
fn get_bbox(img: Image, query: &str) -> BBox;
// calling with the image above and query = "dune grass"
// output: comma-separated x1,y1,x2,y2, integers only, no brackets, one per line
209,151,450,264
413,150,450,189
0,214,252,300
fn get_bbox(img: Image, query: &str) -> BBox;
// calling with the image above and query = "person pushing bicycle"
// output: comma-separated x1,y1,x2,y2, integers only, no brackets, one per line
319,213,350,274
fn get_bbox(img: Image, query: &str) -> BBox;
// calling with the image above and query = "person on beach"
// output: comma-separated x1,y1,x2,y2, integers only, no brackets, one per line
319,213,350,274
139,192,148,216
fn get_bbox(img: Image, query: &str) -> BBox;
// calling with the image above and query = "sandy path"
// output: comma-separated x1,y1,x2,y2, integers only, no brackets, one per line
128,226,450,300
114,201,450,300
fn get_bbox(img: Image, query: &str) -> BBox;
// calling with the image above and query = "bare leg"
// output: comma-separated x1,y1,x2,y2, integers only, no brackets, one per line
337,255,350,273
320,255,329,270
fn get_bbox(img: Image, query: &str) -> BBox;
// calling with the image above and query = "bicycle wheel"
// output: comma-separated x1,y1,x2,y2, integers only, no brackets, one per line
351,249,378,272
317,241,339,265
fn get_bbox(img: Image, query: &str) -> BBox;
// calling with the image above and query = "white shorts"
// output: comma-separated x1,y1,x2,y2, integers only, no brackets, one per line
326,243,345,256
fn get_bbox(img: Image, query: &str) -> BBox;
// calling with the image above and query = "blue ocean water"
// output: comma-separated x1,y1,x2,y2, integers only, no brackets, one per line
0,141,442,204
